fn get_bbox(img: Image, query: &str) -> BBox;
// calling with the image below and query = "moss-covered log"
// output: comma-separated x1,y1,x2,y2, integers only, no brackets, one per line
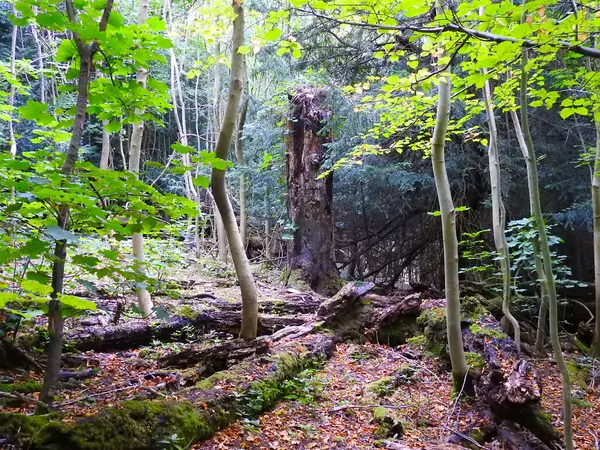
0,333,334,450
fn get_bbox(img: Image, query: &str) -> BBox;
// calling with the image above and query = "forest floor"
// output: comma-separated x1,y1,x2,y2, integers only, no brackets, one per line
1,257,600,449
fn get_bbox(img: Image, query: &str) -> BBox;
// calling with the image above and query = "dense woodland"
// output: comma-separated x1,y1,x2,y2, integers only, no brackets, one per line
1,0,600,448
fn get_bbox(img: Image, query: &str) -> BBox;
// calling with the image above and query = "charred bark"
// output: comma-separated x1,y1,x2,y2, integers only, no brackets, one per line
286,86,339,295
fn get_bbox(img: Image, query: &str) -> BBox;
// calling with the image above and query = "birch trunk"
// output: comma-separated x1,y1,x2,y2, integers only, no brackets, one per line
481,78,520,353
510,46,573,448
127,0,153,317
211,1,258,339
430,1,468,387
100,120,111,169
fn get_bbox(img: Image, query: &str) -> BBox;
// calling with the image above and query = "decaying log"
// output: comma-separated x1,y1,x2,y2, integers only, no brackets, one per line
67,310,308,352
317,282,375,325
57,368,97,381
496,421,553,450
0,333,335,450
158,338,269,370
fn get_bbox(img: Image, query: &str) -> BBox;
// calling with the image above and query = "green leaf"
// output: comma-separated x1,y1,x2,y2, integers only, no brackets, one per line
0,292,19,308
192,176,210,188
264,28,282,41
57,294,97,312
45,226,78,243
19,100,54,126
104,121,121,133
22,279,53,295
237,45,251,55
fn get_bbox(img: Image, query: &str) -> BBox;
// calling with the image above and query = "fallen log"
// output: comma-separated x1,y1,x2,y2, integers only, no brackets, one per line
157,338,269,370
0,333,334,450
66,310,308,352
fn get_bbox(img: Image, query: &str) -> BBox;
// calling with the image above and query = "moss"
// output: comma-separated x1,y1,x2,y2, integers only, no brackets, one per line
460,296,488,322
469,427,485,444
373,406,390,422
369,377,394,397
566,361,590,389
469,323,507,339
0,347,322,450
572,398,594,408
465,351,485,376
406,334,426,349
0,380,42,393
175,304,200,319
372,406,403,438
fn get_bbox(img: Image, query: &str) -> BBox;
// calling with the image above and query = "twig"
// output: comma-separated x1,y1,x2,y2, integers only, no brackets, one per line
328,404,409,412
445,369,469,427
439,423,487,449
0,391,49,410
57,385,136,407
589,429,600,450
140,386,167,398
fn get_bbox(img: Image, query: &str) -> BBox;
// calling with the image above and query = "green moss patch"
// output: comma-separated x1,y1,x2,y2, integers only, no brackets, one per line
0,380,42,394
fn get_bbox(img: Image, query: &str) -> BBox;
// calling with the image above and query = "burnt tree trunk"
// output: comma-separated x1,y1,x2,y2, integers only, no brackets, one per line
286,86,339,295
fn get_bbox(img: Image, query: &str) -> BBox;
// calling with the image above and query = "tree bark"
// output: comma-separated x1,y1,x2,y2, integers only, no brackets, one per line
235,94,249,248
39,0,115,410
510,43,573,447
285,86,339,295
8,9,18,158
481,71,520,352
100,119,111,169
211,1,258,340
591,119,600,355
429,9,468,388
128,0,153,317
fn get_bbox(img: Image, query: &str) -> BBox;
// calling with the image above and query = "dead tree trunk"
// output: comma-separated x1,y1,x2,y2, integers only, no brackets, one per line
286,86,339,295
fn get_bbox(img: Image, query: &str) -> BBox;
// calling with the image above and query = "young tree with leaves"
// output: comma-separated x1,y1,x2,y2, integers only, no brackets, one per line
211,0,258,339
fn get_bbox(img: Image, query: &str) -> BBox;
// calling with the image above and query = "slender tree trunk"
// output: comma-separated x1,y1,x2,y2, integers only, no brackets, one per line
510,47,573,448
534,243,549,351
30,20,46,104
8,12,18,158
430,2,468,388
39,1,115,410
127,0,153,317
235,95,249,248
211,1,258,340
591,119,600,355
211,44,228,263
100,120,111,169
481,77,521,353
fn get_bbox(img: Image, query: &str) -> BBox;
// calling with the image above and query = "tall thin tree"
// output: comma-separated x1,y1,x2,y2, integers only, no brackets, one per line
128,0,153,317
39,0,115,409
211,0,258,339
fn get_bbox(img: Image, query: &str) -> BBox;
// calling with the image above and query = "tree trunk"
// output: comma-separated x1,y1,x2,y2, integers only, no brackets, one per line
30,19,46,104
8,10,17,158
285,86,339,295
510,45,573,447
235,95,249,249
481,71,520,352
38,0,115,411
210,2,258,340
128,0,153,318
591,119,600,355
100,120,111,169
429,9,468,388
